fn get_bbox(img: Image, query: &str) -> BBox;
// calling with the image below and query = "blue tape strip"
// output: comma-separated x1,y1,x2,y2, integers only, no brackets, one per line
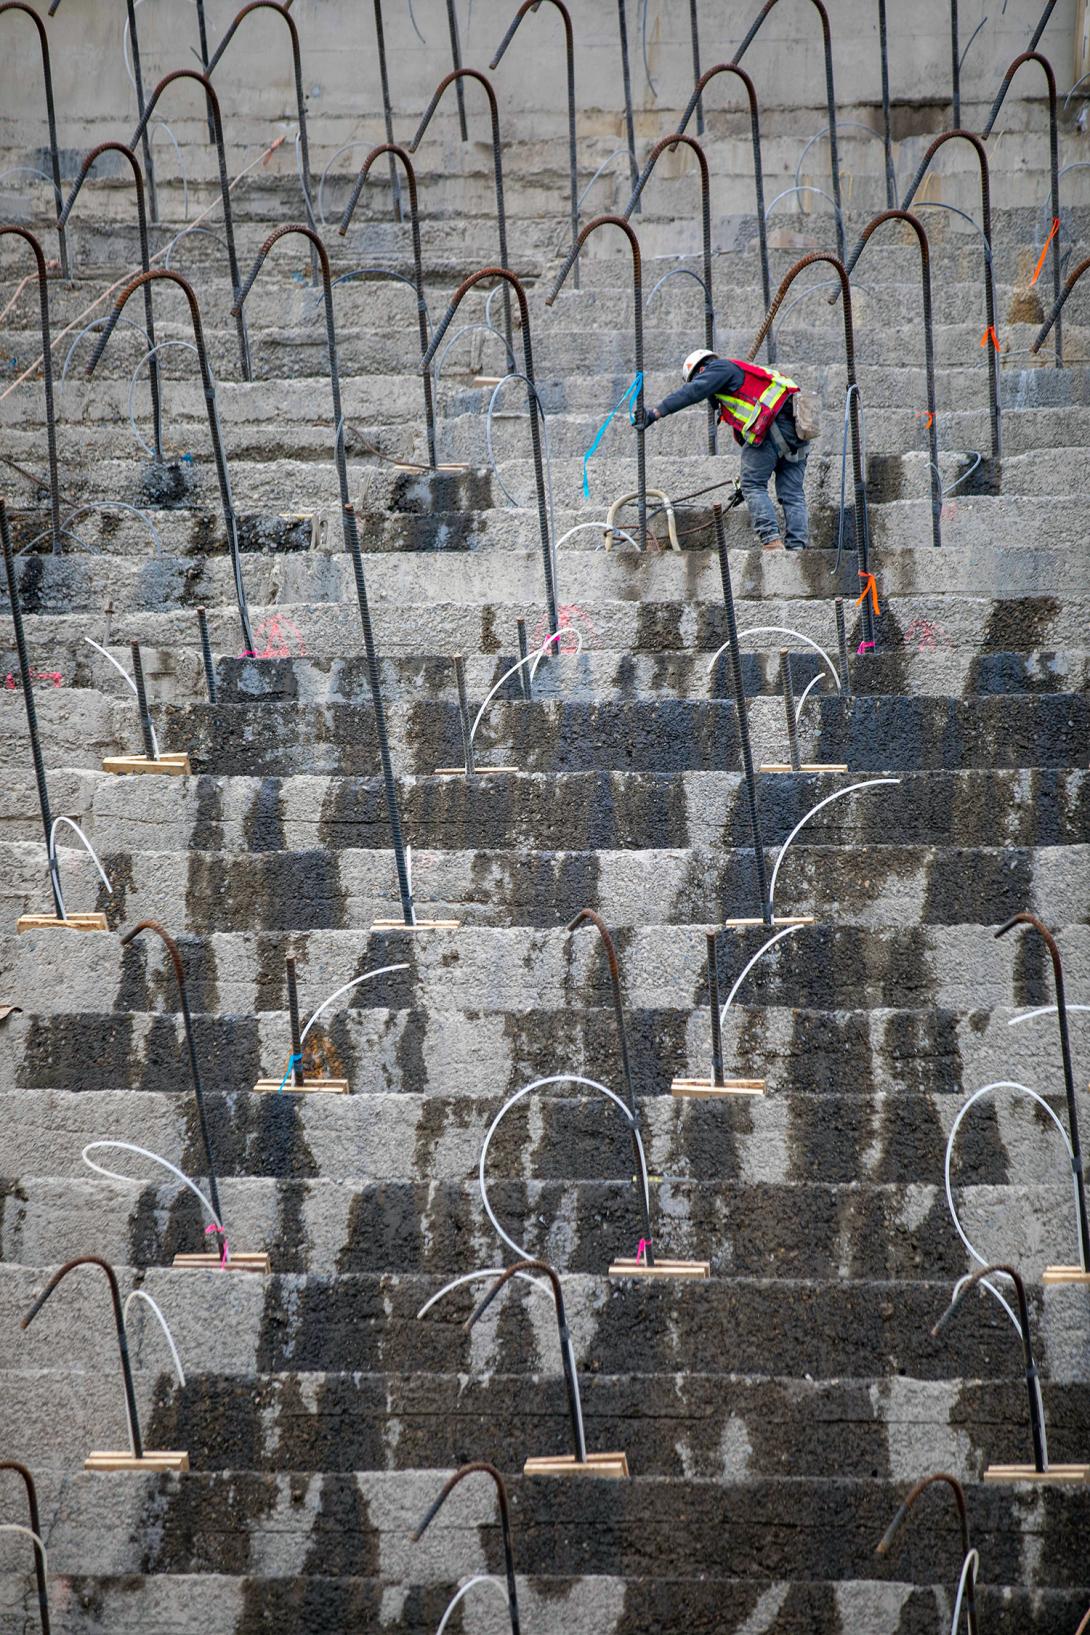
277,1052,303,1095
582,372,643,499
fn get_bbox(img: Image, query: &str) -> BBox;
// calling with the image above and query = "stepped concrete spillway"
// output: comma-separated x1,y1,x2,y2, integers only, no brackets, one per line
1,0,1089,1630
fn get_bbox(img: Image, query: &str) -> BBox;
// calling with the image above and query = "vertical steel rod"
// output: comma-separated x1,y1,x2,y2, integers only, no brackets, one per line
372,0,404,219
877,0,896,207
616,0,640,210
516,617,531,699
286,955,306,1086
129,640,157,761
197,606,218,703
1,500,63,917
454,653,476,773
0,1461,51,1634
834,597,852,694
713,504,770,925
0,3,69,278
446,0,469,139
706,930,724,1086
950,0,960,125
779,649,801,771
688,0,704,133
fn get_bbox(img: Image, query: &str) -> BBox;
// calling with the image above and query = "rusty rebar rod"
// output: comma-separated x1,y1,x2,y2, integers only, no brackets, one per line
197,606,217,702
119,920,225,1230
129,639,156,761
834,597,851,694
87,268,256,656
706,929,725,1086
130,69,252,377
996,913,1089,1271
491,0,579,284
59,142,163,461
623,133,715,452
453,653,475,773
234,224,416,924
205,2,318,278
21,1256,144,1459
0,228,61,551
0,501,62,917
1032,254,1090,356
546,214,646,548
50,0,158,221
846,210,941,547
616,0,640,210
0,3,68,277
412,1463,520,1635
732,0,845,261
983,51,1062,366
0,1461,50,1633
748,252,872,646
950,0,960,124
446,0,468,139
466,1260,587,1463
932,1262,1046,1473
339,144,437,466
516,617,531,698
286,955,306,1086
675,62,774,363
713,503,770,924
424,268,557,638
371,0,404,220
410,69,514,362
688,0,704,133
779,650,800,771
876,1472,978,1635
876,0,895,208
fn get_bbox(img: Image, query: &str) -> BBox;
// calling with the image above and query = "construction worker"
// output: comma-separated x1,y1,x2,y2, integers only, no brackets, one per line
640,350,811,551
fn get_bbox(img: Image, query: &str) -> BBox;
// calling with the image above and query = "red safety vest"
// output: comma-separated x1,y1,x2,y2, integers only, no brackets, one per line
714,360,798,446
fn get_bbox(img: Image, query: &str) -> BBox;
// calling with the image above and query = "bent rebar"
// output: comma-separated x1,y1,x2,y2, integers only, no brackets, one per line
546,215,647,548
88,272,253,656
467,1259,588,1462
0,1461,50,1633
130,69,251,376
996,913,1089,1271
120,920,224,1232
931,1262,1047,1473
623,134,715,452
0,3,67,277
412,1463,520,1635
1,500,62,917
675,62,773,361
58,142,163,461
1032,254,1090,357
983,52,1062,366
848,210,941,547
424,268,557,638
234,224,415,924
491,0,579,285
20,1256,144,1458
731,0,844,260
565,908,637,1118
205,1,316,275
748,252,872,645
50,0,157,220
876,1473,978,1635
409,69,514,362
339,143,437,467
0,228,61,551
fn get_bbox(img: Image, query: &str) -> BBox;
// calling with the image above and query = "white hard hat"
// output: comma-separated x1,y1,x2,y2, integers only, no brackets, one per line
682,348,716,383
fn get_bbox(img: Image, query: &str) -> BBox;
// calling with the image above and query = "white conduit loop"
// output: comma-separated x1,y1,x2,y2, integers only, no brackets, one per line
479,1074,650,1265
82,1141,227,1261
719,924,806,1029
0,1524,47,1584
83,636,161,760
415,1266,550,1321
767,778,901,917
529,625,583,684
707,625,842,696
297,963,411,1051
553,520,641,555
126,337,199,460
1009,1003,1090,1027
794,671,825,727
943,1268,1050,1470
435,1576,510,1635
47,816,113,924
950,1550,979,1635
944,1081,1084,1286
123,1289,186,1387
466,630,584,756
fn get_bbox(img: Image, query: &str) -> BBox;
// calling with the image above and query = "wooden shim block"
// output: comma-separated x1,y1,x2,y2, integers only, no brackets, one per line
670,1076,765,1097
608,1258,710,1280
391,462,469,472
252,1078,349,1095
523,1451,629,1479
433,766,519,777
370,919,461,932
84,1451,189,1472
102,753,191,777
473,376,504,387
984,1464,1090,1483
172,1252,271,1274
758,763,849,774
1043,1266,1090,1286
17,913,108,933
723,915,815,928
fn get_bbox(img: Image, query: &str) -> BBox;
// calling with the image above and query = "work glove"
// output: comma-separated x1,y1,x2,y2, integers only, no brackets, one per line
631,406,658,429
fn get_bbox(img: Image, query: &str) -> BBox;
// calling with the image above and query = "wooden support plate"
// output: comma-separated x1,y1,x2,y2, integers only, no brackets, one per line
473,376,504,387
984,1464,1090,1484
523,1451,629,1479
85,1450,189,1472
172,1251,271,1274
1043,1266,1090,1286
391,461,469,472
723,915,815,928
370,919,461,931
671,1076,765,1097
17,913,108,933
758,763,849,774
433,766,519,776
608,1258,710,1280
253,1077,349,1095
102,753,191,776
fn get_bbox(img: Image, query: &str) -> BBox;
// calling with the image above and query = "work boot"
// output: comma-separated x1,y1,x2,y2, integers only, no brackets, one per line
762,537,784,550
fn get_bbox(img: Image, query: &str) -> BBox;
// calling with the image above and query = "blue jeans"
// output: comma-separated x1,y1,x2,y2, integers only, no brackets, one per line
739,421,811,548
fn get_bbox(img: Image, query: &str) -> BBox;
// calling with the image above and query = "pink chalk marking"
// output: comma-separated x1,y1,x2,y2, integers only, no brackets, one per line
204,1222,229,1268
5,670,62,689
236,613,308,662
856,640,875,655
635,1239,651,1265
530,604,598,655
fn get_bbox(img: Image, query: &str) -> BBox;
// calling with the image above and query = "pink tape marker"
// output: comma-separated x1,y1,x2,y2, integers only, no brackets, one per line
856,640,875,655
204,1222,229,1268
635,1239,651,1265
